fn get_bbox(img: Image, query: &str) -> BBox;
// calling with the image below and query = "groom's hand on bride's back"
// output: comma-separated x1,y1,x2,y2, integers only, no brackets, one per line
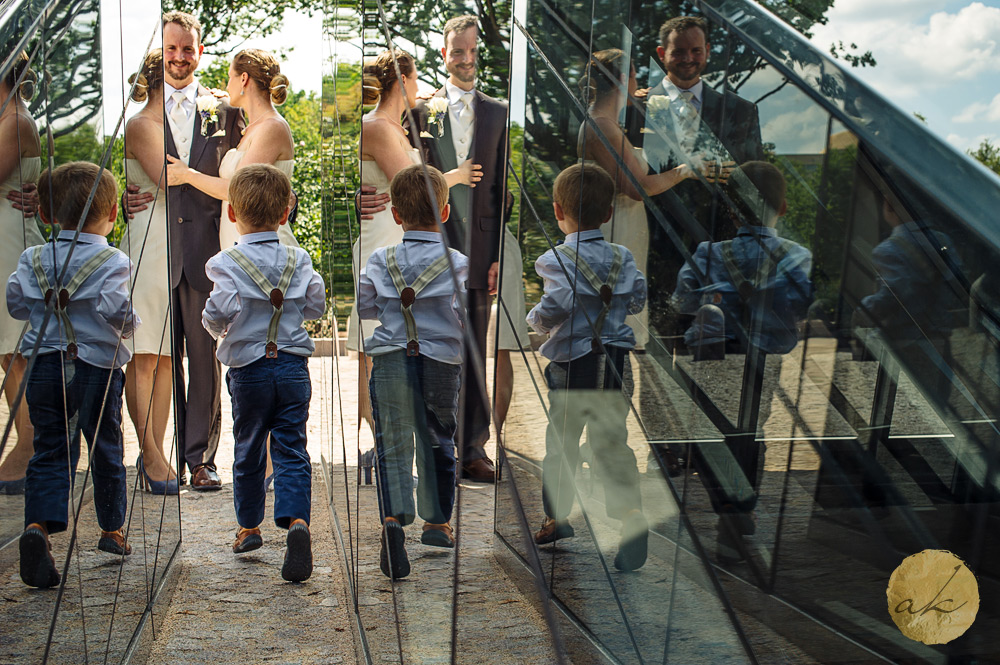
123,184,154,220
356,185,390,220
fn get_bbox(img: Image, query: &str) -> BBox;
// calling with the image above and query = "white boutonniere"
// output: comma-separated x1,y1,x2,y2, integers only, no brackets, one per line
196,94,221,137
425,96,449,137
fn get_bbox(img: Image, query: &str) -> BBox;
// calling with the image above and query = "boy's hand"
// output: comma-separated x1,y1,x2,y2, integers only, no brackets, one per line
488,261,499,295
123,184,154,220
356,185,390,220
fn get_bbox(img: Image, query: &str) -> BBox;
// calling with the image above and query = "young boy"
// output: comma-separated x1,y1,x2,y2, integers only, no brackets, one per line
201,164,325,583
527,162,649,571
8,161,140,588
357,164,468,580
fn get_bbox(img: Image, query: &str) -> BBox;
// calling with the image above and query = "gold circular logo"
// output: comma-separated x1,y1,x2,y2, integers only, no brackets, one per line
887,549,979,645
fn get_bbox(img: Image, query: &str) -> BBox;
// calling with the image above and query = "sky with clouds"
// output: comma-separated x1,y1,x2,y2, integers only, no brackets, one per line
100,0,1000,155
808,0,1000,152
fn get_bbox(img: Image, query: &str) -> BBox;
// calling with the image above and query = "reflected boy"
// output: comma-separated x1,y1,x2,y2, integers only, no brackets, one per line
358,164,468,579
8,162,140,588
527,163,648,571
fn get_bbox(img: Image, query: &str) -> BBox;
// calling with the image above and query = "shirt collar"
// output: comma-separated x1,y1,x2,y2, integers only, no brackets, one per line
563,229,605,245
661,77,703,104
736,225,777,238
57,230,109,245
238,231,280,244
403,230,445,243
165,80,199,104
445,81,475,105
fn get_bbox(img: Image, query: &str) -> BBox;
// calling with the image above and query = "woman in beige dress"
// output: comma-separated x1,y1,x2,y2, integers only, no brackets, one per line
122,49,177,492
0,53,42,492
353,48,481,430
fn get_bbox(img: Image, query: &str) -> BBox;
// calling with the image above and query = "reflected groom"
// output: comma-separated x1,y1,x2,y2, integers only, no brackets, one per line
407,15,509,482
161,11,244,489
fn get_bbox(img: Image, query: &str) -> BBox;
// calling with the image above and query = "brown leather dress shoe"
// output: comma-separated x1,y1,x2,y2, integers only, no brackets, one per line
191,464,222,491
420,522,455,548
534,517,575,545
460,457,495,483
98,529,132,556
233,527,263,554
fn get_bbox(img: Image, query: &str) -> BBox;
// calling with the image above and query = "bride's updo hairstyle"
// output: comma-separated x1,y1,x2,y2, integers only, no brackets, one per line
581,48,626,106
232,48,290,106
128,48,163,103
362,49,414,106
4,49,37,101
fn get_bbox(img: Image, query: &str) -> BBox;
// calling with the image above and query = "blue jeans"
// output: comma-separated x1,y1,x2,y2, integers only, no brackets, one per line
370,350,460,526
542,347,641,521
226,353,312,529
24,353,127,534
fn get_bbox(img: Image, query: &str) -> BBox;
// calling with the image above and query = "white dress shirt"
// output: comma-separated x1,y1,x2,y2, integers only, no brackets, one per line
659,77,704,112
202,231,327,367
6,232,140,369
445,81,475,163
165,80,198,165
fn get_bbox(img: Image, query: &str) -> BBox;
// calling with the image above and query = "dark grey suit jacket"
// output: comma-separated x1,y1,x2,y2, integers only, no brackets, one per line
407,88,508,290
165,86,244,292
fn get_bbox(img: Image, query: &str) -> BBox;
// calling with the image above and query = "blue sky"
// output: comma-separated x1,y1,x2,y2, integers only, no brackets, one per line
809,0,1000,152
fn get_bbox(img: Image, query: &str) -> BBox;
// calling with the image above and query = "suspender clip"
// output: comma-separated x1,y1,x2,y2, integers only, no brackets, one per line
265,341,279,359
66,343,78,360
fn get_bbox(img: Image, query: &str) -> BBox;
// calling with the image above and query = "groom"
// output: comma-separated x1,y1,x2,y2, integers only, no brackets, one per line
407,15,509,482
160,11,244,489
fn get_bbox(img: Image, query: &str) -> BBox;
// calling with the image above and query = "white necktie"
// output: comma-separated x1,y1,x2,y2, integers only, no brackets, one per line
458,92,474,132
170,91,189,126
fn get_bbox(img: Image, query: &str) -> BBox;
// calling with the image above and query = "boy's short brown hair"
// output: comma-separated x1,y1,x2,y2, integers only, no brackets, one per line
228,164,292,230
390,164,448,229
727,161,786,226
553,162,615,230
37,161,117,230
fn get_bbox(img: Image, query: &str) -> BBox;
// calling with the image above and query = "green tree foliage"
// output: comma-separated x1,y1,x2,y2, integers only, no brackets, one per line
162,0,318,55
969,139,1000,176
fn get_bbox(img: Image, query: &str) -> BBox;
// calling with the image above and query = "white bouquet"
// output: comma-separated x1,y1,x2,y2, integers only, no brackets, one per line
426,96,449,137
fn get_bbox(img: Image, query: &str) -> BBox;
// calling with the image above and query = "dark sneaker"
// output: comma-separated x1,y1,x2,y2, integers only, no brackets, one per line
534,518,575,545
233,527,263,554
281,519,313,582
379,520,410,579
20,524,60,588
614,512,648,571
98,529,132,556
421,522,455,548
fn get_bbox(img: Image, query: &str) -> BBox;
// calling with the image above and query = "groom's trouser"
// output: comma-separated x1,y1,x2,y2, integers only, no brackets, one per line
459,288,491,463
172,273,222,473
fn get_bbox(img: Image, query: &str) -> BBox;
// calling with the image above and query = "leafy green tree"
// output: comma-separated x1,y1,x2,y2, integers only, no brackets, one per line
969,139,1000,176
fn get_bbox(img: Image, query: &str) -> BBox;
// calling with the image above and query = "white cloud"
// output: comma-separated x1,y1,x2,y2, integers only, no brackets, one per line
953,93,1000,122
945,130,998,151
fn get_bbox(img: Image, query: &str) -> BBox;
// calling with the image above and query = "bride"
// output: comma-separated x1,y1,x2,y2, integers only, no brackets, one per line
351,48,481,429
166,48,297,250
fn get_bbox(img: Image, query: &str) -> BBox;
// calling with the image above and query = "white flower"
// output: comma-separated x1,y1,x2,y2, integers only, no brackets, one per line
196,95,221,113
426,97,449,114
646,94,671,114
419,131,433,138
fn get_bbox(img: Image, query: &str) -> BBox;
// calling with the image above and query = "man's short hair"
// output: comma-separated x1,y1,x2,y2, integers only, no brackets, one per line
553,162,615,230
727,161,787,226
390,164,448,228
658,16,709,47
228,164,292,230
443,15,479,45
162,10,202,44
38,162,117,230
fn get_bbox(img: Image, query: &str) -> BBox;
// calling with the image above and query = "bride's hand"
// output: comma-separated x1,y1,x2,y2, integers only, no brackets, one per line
166,154,191,186
455,159,483,188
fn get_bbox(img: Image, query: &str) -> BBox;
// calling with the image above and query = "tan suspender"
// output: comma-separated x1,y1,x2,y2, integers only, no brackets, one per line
222,245,297,358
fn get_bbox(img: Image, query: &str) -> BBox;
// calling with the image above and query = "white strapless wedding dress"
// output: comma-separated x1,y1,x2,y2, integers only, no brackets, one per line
123,159,171,355
346,148,421,352
218,149,299,250
0,156,44,354
601,150,650,348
